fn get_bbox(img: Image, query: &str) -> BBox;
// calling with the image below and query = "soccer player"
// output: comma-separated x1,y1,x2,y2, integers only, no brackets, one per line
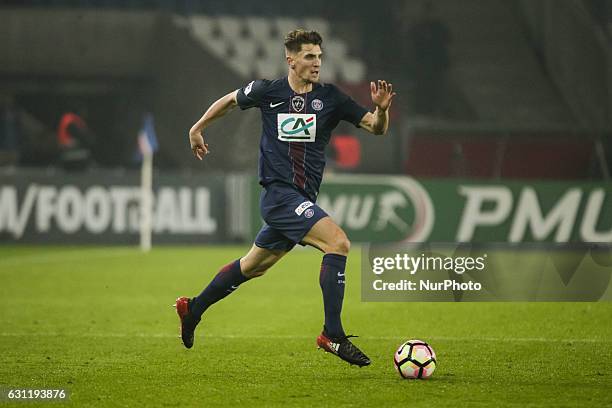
175,29,395,367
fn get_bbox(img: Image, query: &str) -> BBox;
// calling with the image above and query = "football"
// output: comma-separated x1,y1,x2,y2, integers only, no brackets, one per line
393,339,437,379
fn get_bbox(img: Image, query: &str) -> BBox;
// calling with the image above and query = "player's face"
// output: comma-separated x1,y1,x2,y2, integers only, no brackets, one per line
289,44,322,83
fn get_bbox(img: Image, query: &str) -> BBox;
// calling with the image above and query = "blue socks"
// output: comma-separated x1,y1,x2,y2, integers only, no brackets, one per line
319,253,347,338
190,259,248,318
189,254,348,340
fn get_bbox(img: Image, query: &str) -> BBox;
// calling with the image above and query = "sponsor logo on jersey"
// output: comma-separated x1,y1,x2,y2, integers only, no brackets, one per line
277,114,317,142
311,99,324,111
291,95,305,112
294,200,314,216
270,101,285,108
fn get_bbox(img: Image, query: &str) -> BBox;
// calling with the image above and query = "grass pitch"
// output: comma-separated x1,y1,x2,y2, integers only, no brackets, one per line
0,245,611,407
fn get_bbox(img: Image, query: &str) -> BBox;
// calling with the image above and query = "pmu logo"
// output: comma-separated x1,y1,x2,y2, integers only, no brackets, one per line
277,113,317,142
317,175,435,242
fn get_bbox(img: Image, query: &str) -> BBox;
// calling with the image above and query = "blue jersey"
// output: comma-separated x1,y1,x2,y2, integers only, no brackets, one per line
236,77,368,202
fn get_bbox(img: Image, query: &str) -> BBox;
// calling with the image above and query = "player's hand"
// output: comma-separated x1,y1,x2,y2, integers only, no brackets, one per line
370,80,396,111
189,130,209,160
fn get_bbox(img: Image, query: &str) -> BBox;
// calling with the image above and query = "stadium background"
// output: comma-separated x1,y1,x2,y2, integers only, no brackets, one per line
1,1,611,407
1,0,611,244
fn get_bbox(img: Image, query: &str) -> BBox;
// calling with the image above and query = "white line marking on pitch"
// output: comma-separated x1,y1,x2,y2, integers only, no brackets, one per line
0,332,608,343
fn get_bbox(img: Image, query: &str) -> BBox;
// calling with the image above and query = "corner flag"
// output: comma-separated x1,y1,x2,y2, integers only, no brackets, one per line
137,112,159,158
138,113,158,252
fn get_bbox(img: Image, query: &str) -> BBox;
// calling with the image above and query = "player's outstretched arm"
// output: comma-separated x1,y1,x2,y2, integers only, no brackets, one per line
189,90,239,160
359,80,396,136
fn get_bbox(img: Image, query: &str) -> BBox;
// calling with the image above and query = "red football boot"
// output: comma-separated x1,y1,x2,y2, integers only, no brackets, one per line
174,297,200,349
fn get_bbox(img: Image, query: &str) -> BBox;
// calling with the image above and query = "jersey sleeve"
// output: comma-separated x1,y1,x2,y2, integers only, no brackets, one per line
335,87,369,127
236,79,270,110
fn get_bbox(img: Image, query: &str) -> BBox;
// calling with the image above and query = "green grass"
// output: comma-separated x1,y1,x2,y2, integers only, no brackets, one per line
0,246,611,407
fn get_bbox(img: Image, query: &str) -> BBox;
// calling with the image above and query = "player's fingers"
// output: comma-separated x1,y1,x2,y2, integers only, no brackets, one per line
192,144,204,160
370,81,376,93
388,83,393,94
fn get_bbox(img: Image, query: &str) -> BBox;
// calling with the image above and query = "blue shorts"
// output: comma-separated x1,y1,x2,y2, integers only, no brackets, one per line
255,182,328,252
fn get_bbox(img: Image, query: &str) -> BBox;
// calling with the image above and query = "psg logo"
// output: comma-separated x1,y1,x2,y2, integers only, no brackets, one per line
304,208,315,218
291,96,305,112
311,99,324,111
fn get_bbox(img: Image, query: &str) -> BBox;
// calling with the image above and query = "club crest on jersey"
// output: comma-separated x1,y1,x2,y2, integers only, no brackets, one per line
277,113,317,142
291,95,305,112
311,99,324,111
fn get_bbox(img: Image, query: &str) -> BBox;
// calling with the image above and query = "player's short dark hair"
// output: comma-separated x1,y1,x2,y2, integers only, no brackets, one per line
284,29,323,54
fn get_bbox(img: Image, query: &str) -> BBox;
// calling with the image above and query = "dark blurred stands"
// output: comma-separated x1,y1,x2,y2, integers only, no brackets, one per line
0,0,610,179
584,0,612,38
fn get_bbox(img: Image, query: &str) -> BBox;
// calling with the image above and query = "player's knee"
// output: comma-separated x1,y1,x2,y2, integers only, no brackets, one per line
241,264,267,278
240,260,273,278
328,236,351,256
339,237,351,255
243,269,266,279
